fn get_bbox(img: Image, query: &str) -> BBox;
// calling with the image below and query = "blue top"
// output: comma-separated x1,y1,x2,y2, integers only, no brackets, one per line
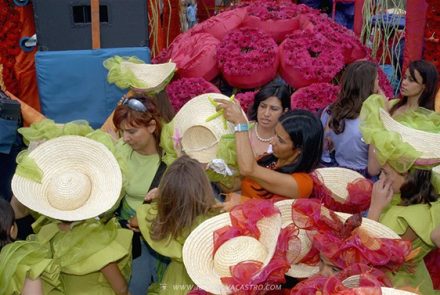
320,107,368,171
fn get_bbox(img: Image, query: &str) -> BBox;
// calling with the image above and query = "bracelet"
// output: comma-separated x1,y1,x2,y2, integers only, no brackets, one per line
234,123,249,133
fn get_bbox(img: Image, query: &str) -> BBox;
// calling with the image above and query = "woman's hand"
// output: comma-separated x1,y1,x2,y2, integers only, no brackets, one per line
368,176,393,221
144,187,159,203
127,216,140,232
214,99,247,125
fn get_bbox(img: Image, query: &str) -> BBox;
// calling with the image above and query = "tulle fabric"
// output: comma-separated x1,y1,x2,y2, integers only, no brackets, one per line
289,199,414,271
212,200,294,294
360,95,440,173
290,263,391,295
311,173,372,214
0,240,62,294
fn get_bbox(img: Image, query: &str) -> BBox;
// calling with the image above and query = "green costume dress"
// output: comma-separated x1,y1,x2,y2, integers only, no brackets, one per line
0,240,62,294
137,203,214,295
31,217,132,295
380,199,440,294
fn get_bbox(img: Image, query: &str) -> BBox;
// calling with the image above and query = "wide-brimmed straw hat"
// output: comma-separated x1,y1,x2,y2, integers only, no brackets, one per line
342,276,417,294
275,200,400,278
379,108,440,161
12,135,122,221
314,167,366,203
173,93,235,163
104,56,176,94
182,211,282,294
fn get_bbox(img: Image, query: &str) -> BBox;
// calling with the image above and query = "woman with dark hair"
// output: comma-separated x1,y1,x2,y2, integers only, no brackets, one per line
247,81,291,158
390,60,439,116
364,60,439,177
321,60,379,176
113,95,168,295
216,97,323,208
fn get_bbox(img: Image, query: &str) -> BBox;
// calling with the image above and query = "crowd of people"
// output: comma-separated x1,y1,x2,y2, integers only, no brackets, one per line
0,58,439,295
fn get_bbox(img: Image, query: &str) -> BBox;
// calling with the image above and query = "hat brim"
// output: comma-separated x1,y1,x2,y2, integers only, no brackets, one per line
380,108,440,160
182,212,282,294
275,200,400,278
125,61,176,93
314,168,365,203
173,93,235,163
12,136,122,221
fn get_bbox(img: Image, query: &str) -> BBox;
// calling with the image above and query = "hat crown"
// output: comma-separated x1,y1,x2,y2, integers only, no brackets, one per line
213,236,267,277
47,171,91,211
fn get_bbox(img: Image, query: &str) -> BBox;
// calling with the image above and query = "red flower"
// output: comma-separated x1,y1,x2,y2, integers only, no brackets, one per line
290,83,339,113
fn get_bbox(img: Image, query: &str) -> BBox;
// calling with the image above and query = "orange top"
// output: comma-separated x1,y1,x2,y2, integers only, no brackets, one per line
240,172,313,203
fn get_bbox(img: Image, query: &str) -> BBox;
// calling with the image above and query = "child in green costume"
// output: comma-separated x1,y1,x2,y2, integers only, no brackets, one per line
135,155,218,294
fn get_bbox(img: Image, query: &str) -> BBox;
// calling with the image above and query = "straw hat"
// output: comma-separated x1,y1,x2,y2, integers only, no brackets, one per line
342,276,417,294
12,135,122,221
104,56,176,94
379,108,440,161
173,93,235,163
314,167,366,203
275,200,400,278
182,211,282,294
122,61,176,93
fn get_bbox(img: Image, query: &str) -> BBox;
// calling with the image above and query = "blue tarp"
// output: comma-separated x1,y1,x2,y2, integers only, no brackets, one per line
35,47,150,128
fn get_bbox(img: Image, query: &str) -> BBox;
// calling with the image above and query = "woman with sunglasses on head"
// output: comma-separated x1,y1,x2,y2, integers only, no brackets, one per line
216,98,323,210
113,96,168,295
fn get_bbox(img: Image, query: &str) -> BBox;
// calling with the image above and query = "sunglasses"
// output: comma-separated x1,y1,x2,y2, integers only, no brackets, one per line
121,97,148,112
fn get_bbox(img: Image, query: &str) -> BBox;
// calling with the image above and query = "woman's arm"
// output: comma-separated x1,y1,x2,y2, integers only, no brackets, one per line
431,225,440,247
101,262,130,295
367,145,381,177
216,99,303,198
367,177,393,221
22,278,44,295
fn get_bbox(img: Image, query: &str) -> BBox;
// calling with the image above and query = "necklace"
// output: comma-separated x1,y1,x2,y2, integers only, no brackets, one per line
255,123,274,143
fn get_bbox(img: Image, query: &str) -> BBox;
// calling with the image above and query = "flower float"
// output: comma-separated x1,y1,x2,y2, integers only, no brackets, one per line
166,77,220,111
290,83,339,113
217,28,279,89
279,30,344,88
235,90,257,114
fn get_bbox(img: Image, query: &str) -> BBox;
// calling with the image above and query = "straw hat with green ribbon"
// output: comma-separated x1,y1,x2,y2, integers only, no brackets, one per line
173,93,236,163
104,56,176,94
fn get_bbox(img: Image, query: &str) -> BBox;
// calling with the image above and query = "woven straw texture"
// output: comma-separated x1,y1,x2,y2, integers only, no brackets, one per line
315,167,365,203
380,108,440,159
182,212,281,294
173,93,235,163
124,61,176,92
12,136,122,221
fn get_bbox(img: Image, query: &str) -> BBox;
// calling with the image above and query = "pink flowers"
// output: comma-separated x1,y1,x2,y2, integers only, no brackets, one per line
279,30,344,88
235,91,257,113
166,77,220,111
217,28,279,88
290,83,340,113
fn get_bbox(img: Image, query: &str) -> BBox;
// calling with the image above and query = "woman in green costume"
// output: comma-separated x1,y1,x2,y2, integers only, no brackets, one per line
135,155,218,294
0,198,62,295
363,105,440,294
11,134,133,295
366,60,439,176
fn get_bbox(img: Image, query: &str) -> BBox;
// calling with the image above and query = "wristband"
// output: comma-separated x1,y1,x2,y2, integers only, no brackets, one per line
234,123,249,133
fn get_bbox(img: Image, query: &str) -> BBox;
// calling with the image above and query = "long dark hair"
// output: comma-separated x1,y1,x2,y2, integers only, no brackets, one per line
400,169,438,206
0,199,15,250
258,109,323,174
328,61,377,134
149,156,216,241
390,60,439,115
248,80,291,121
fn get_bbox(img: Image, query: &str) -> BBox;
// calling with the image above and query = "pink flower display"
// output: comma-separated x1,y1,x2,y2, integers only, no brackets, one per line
305,14,369,63
279,30,345,88
191,7,247,41
235,91,257,114
217,28,279,89
165,77,220,111
290,83,340,114
241,1,319,42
